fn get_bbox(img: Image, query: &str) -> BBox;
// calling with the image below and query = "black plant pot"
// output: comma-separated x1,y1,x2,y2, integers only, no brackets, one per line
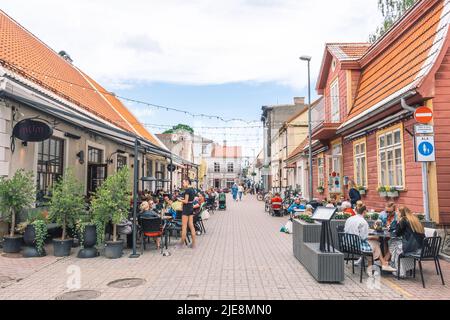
104,240,123,259
53,238,73,257
2,235,23,253
77,225,98,259
23,225,46,258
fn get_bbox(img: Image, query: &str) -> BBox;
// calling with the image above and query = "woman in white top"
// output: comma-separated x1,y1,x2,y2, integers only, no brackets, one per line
238,184,244,201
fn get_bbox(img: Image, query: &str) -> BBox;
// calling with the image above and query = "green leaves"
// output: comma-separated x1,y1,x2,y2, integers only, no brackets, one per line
0,169,35,235
162,124,194,134
370,0,417,42
90,167,131,242
48,168,85,239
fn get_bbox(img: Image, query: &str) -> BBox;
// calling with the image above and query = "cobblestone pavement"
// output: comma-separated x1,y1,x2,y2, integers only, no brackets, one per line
0,195,449,300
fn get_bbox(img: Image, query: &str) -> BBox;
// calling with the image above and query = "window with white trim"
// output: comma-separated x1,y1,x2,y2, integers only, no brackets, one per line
214,162,220,173
354,140,367,187
378,129,403,187
329,143,342,193
317,157,324,187
330,79,340,122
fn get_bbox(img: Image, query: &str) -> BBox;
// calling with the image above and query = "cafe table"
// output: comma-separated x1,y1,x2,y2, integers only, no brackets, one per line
368,229,399,256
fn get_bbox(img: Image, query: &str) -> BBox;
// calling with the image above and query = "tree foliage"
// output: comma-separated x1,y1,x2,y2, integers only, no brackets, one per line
162,124,194,134
90,167,131,242
0,169,35,237
48,168,86,240
370,0,418,42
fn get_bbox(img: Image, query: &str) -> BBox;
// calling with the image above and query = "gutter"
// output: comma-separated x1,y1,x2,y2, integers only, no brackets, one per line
336,90,417,135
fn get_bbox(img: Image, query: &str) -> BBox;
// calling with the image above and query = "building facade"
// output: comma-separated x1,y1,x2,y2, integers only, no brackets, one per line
206,144,242,189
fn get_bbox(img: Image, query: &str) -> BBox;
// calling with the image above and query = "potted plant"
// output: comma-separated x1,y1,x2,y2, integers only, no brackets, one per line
386,186,399,198
91,167,130,259
357,185,366,195
377,186,387,197
316,185,325,194
20,210,48,257
0,170,35,253
76,213,98,259
48,169,86,257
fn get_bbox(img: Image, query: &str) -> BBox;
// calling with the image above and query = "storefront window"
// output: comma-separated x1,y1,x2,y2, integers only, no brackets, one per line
329,143,342,193
116,154,127,170
36,137,64,202
378,128,404,187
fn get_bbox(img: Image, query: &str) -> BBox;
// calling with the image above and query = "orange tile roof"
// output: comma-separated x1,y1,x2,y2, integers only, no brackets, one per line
211,145,242,158
347,0,449,121
0,10,161,147
327,43,371,61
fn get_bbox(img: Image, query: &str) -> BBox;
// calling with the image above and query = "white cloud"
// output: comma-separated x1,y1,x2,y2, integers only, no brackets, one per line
2,0,383,90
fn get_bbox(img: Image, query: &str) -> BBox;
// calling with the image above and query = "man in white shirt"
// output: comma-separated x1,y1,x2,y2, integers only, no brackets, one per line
344,205,395,272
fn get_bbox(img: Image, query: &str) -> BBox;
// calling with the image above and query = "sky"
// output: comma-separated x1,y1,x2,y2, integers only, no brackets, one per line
1,0,384,159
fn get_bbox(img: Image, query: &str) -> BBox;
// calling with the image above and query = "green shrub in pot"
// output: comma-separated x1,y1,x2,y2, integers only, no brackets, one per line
48,168,86,257
0,169,35,253
91,167,130,259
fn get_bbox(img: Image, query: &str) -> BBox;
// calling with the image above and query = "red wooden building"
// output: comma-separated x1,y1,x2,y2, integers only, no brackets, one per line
302,0,450,225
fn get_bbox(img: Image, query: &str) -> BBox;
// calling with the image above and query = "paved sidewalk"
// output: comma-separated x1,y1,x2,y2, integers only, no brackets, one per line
0,194,448,300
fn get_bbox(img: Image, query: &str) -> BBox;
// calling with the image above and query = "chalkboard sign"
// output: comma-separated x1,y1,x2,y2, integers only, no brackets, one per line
12,119,53,142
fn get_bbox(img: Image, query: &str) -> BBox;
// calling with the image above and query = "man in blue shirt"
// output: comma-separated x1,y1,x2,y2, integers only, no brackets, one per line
287,198,306,216
379,202,398,231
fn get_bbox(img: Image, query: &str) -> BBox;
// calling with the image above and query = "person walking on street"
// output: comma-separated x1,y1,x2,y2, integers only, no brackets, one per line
231,183,238,201
238,184,244,201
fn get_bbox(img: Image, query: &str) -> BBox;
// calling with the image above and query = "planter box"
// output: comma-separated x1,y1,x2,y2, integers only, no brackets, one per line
421,221,436,229
359,189,366,195
301,243,345,283
378,192,387,197
387,191,399,198
293,219,321,260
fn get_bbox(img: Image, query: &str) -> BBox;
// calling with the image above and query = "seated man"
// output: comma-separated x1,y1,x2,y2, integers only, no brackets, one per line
379,202,398,232
344,205,395,272
287,198,306,216
271,193,283,214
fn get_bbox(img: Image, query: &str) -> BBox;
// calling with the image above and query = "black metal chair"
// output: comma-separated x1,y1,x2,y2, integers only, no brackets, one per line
398,236,445,288
139,216,163,254
338,232,374,283
168,211,191,245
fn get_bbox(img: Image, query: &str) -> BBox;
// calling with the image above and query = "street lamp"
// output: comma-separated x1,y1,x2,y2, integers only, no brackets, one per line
300,55,313,202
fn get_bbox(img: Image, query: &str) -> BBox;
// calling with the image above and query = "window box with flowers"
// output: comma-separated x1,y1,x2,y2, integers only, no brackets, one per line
357,185,367,195
316,186,325,194
377,186,387,197
386,186,399,198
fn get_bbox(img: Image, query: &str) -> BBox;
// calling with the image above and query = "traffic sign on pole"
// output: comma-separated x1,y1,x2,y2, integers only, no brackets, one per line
415,135,435,162
414,106,433,124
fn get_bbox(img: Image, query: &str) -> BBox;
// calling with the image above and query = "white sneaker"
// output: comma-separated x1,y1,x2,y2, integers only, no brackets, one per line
354,257,362,265
382,265,397,272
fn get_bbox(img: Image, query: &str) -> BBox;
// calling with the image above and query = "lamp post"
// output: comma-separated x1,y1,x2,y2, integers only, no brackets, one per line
300,55,313,202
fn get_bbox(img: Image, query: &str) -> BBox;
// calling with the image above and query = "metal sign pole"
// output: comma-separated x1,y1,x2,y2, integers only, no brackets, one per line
422,162,430,222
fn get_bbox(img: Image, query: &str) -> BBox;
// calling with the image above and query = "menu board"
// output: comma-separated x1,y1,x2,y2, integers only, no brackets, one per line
312,207,337,222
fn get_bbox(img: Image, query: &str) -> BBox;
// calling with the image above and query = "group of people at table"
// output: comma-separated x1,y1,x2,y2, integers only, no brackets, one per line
269,191,426,277
134,178,222,251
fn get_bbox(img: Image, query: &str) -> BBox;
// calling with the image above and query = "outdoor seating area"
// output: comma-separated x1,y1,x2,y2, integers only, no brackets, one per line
291,196,448,288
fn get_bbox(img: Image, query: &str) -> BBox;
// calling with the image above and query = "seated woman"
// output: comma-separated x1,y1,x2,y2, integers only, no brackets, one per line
389,206,425,277
341,201,356,216
287,198,306,216
344,206,396,272
138,201,161,250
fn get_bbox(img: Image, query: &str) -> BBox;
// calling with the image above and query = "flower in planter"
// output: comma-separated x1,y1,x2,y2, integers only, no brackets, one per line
316,186,325,194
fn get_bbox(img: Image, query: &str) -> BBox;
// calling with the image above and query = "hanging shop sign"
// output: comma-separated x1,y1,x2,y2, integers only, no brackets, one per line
167,164,177,172
12,119,53,142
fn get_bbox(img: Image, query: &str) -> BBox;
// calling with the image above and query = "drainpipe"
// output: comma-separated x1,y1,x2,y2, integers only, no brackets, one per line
401,98,430,222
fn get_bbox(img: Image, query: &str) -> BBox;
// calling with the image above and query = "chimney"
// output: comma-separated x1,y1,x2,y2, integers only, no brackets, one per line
58,50,73,63
294,97,305,105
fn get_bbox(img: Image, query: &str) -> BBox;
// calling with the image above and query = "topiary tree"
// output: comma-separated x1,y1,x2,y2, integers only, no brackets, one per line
91,167,131,243
48,168,86,240
0,169,35,237
162,123,194,134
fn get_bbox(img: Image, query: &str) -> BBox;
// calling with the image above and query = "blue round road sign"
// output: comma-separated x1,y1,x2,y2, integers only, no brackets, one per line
418,141,434,156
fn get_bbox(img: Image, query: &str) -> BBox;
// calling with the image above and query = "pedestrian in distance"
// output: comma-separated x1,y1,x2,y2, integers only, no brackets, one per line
238,184,244,201
231,183,238,201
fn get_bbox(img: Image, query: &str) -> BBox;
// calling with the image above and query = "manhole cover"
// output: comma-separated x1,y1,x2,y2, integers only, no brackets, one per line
1,253,22,259
0,276,13,284
55,290,101,300
107,278,146,288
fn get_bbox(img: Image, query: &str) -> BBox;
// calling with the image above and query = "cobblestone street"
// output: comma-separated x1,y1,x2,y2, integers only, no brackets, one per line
0,195,449,300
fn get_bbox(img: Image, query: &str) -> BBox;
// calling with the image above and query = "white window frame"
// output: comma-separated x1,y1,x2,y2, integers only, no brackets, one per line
317,157,324,187
377,127,404,188
330,79,340,122
353,139,367,188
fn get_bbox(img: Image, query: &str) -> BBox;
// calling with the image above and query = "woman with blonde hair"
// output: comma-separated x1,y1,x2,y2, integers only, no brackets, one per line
389,206,425,277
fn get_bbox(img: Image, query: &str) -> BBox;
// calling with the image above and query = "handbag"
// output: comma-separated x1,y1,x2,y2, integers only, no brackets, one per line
201,209,210,221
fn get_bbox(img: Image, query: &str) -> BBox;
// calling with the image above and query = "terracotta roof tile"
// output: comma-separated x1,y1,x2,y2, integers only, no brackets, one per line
347,0,450,121
327,43,371,61
0,10,162,147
